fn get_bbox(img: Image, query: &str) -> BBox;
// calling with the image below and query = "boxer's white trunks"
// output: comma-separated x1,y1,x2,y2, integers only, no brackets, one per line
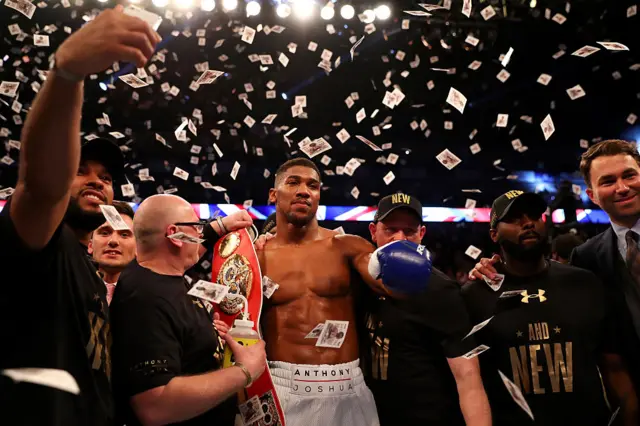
268,359,379,426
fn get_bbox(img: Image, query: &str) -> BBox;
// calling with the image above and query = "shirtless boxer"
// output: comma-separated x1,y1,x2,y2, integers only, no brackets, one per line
257,158,431,426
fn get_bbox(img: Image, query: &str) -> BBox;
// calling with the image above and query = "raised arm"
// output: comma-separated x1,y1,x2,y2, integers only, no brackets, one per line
337,234,390,295
340,235,433,297
10,6,160,249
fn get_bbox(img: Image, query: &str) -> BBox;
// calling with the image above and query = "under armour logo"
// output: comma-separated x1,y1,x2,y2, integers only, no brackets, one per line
521,289,547,303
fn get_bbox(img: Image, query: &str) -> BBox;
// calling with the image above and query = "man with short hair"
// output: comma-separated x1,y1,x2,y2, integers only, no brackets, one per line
111,194,266,426
463,190,637,425
89,200,136,304
259,158,433,426
364,193,491,426
0,7,160,424
469,139,640,391
551,233,584,264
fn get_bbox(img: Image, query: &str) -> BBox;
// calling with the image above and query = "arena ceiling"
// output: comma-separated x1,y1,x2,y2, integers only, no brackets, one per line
0,0,638,208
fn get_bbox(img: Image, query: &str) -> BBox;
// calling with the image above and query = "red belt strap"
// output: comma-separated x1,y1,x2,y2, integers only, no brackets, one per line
211,228,286,426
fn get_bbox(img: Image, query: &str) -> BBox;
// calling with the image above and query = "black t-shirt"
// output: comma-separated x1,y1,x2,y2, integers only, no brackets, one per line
462,261,616,426
0,199,113,425
110,260,235,426
364,268,476,426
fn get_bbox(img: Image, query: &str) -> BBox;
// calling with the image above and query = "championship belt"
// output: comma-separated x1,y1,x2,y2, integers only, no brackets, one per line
211,226,286,426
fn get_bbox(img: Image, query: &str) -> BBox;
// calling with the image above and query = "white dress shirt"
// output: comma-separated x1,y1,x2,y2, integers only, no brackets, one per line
611,218,640,263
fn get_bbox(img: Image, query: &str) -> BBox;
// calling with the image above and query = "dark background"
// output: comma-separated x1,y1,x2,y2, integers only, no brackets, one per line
0,0,637,279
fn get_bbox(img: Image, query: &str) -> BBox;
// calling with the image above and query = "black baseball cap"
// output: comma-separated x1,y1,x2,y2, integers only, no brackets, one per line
261,212,277,235
80,137,125,183
373,193,423,223
490,190,547,229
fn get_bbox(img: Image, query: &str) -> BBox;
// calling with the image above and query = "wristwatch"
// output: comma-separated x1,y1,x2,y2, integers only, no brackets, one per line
49,54,84,82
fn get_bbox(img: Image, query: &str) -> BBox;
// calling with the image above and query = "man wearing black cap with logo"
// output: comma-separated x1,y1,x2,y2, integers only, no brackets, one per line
461,190,637,425
0,6,161,425
364,193,491,426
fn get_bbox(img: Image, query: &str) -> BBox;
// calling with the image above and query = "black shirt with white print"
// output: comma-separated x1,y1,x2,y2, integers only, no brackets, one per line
0,198,113,425
462,261,617,426
110,260,234,426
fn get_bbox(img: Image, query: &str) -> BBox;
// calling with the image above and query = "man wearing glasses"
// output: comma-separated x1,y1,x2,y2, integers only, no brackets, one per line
110,194,266,426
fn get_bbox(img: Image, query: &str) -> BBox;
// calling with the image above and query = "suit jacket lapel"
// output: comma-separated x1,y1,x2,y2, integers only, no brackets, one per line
606,227,639,289
604,228,617,277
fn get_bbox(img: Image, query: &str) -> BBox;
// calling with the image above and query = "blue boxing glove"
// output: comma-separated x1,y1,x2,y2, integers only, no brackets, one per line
368,240,432,293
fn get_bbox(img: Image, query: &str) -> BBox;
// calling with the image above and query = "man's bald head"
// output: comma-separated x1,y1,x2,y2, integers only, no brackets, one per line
134,194,197,252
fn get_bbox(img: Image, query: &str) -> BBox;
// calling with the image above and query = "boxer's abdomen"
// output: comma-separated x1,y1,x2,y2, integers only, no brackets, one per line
264,294,359,364
260,234,360,365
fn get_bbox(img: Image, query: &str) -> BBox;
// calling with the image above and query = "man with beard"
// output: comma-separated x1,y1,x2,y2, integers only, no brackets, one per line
364,193,491,426
258,158,433,426
88,200,136,304
469,140,640,396
462,190,637,425
0,7,160,425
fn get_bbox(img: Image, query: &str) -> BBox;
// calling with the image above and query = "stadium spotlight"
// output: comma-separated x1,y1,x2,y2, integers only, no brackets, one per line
320,3,334,19
375,4,390,20
246,0,261,16
222,0,238,10
152,0,169,6
340,4,354,19
362,8,375,23
175,0,193,8
293,0,315,19
276,3,291,17
97,0,109,3
201,0,215,11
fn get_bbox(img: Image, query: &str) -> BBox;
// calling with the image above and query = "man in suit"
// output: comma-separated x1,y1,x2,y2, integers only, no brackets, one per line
572,139,640,393
468,139,640,395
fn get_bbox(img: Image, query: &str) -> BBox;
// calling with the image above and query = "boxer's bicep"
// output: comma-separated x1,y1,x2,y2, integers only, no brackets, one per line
338,234,389,295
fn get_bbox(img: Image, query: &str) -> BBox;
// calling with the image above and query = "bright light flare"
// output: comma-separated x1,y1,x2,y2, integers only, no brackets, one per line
222,0,237,10
246,0,260,15
293,0,315,19
375,4,390,20
276,3,291,17
340,4,354,19
152,0,169,6
175,0,193,8
320,4,334,19
201,0,215,11
361,8,375,23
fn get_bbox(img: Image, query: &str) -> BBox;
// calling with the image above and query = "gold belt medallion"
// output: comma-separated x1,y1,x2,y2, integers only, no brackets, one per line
218,253,253,315
219,232,241,258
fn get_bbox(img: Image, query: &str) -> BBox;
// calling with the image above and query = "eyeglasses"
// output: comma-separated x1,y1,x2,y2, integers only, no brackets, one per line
174,220,208,235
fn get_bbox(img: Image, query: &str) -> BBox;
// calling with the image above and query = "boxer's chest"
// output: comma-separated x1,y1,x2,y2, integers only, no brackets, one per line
261,241,352,303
